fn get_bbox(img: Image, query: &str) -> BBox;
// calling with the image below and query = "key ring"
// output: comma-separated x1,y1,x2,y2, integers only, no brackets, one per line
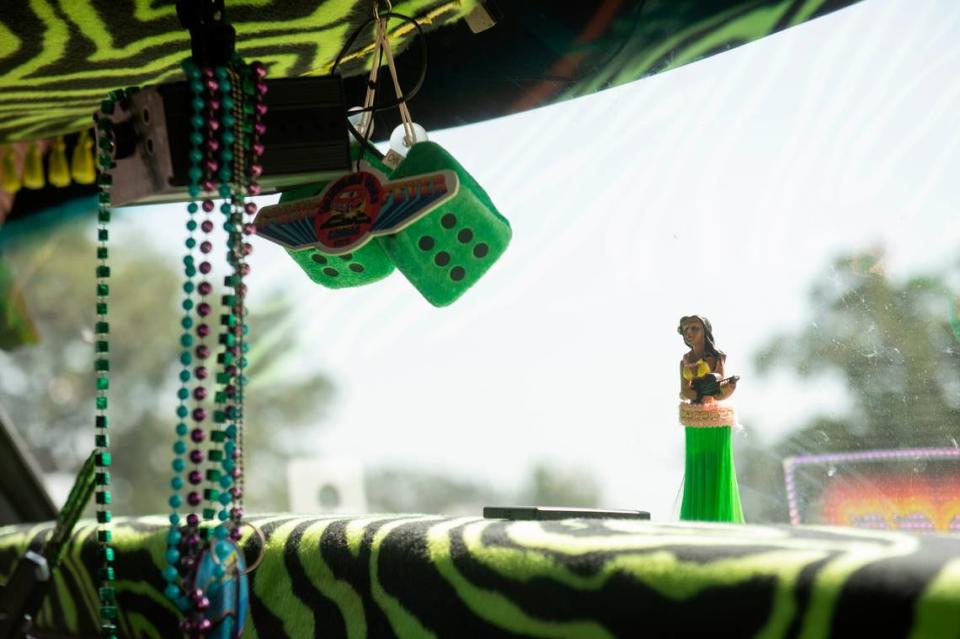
207,521,266,575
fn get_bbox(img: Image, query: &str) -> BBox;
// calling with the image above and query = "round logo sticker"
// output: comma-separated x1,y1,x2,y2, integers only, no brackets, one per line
313,172,383,250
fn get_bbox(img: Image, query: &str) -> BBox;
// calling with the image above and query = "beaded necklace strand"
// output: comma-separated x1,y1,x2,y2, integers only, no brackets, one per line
165,56,265,638
92,86,139,639
93,54,264,639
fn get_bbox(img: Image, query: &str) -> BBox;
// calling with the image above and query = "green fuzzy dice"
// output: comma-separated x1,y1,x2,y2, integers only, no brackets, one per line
284,244,393,289
280,155,395,289
379,142,511,307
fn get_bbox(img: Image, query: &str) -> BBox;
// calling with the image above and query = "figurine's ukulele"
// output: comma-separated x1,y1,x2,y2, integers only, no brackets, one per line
691,374,741,403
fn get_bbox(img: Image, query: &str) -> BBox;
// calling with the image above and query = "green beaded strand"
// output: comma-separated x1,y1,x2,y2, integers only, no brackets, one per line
211,65,243,541
92,87,136,639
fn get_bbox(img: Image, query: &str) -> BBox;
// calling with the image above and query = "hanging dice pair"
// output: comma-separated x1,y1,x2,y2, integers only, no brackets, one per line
260,141,510,306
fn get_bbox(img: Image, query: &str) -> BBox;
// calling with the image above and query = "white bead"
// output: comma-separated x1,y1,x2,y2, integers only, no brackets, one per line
347,106,373,138
389,122,428,157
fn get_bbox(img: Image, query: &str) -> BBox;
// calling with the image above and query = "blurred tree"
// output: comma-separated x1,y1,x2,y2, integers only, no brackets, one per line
0,218,334,515
366,461,601,515
739,250,960,522
365,468,506,515
516,462,601,508
0,254,39,350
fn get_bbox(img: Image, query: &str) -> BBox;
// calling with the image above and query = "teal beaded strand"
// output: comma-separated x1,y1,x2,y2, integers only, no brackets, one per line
162,58,206,616
211,65,244,552
163,56,264,636
171,60,244,636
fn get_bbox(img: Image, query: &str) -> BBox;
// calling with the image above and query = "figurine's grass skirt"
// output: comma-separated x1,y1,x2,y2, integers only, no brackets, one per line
680,426,744,523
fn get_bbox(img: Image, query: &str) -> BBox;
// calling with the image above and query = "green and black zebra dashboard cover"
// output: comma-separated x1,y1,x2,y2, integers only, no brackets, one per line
0,0,863,145
1,515,959,638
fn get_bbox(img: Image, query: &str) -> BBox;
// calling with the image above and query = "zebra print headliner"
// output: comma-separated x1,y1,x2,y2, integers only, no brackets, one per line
0,0,863,145
0,0,477,143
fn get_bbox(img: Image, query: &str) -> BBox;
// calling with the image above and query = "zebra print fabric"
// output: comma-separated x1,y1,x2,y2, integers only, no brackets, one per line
0,0,475,144
1,515,958,637
1,1,862,148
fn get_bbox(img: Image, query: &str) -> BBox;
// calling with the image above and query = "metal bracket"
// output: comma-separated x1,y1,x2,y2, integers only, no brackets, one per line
97,76,352,206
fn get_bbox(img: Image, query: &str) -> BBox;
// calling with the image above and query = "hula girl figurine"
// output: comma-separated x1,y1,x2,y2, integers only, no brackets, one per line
677,315,744,523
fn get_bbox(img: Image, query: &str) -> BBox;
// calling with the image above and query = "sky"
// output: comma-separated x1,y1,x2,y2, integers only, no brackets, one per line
118,0,960,518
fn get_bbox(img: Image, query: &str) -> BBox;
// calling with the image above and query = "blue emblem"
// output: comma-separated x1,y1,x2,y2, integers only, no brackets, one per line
194,540,249,639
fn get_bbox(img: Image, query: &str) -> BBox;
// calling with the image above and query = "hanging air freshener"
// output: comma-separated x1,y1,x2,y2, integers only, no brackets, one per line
256,1,510,306
274,29,396,289
277,154,397,289
255,2,461,289
372,7,512,307
255,161,459,262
